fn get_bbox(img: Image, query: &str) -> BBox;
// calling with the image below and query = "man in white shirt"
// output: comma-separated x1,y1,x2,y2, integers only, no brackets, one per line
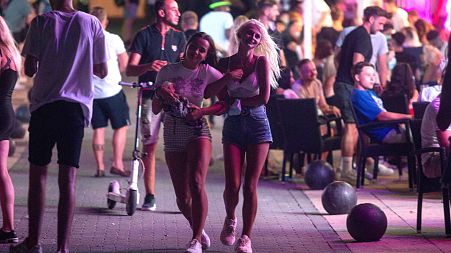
90,7,131,178
199,0,233,57
383,0,409,31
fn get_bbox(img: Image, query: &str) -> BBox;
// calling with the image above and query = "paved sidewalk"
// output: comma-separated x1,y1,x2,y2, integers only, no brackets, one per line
2,86,451,252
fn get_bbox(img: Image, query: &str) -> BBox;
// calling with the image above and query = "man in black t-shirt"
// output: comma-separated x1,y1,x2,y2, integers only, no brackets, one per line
257,0,286,67
126,0,186,212
332,6,387,181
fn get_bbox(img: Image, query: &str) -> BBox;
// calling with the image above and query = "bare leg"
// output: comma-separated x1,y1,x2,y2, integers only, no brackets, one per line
92,128,105,172
339,123,358,176
28,163,48,247
165,151,192,222
341,123,357,157
112,126,128,170
0,140,14,231
223,143,245,220
143,143,156,196
186,138,211,241
241,143,269,237
56,165,77,253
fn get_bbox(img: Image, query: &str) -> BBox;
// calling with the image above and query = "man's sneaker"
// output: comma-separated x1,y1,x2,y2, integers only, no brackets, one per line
235,235,252,253
201,229,211,250
141,194,156,211
375,163,395,176
367,160,395,176
364,171,374,180
220,217,237,246
0,230,18,244
9,239,43,253
185,239,202,253
341,169,357,183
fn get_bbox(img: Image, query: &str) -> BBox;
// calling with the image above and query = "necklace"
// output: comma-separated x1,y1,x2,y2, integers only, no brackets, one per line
240,56,254,71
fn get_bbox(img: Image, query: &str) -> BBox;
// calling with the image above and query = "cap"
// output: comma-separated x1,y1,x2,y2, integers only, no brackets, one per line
209,0,231,9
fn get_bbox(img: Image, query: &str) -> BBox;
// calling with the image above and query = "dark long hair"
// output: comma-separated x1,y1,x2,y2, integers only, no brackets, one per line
383,63,416,99
184,32,218,67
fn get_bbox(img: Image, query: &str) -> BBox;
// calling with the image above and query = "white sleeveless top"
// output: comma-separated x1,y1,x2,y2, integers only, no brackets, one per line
227,56,260,98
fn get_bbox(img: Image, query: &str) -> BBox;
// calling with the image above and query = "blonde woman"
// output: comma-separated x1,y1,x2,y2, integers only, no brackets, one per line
0,16,20,244
216,19,280,253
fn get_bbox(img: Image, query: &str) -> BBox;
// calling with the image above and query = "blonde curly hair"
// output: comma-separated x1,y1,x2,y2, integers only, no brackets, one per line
234,19,281,88
0,16,21,72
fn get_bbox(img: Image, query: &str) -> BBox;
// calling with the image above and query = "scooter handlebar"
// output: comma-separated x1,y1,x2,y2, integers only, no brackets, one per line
118,81,154,89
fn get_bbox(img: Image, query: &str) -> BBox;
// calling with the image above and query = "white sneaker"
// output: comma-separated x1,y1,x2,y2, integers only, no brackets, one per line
201,229,210,250
367,163,395,176
341,169,357,183
364,170,374,180
185,239,202,253
220,217,237,246
235,235,252,253
376,163,395,176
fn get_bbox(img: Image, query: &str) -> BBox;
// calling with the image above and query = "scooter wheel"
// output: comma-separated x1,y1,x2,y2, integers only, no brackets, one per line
107,183,117,209
126,189,137,216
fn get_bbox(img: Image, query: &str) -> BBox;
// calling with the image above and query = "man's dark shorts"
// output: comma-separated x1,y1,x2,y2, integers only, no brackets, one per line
91,90,130,129
28,101,84,168
332,81,355,123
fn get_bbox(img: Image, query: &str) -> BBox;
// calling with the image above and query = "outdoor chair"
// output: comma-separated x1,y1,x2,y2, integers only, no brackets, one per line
381,94,409,114
350,102,416,189
277,98,342,181
264,94,285,177
410,119,451,235
412,101,430,119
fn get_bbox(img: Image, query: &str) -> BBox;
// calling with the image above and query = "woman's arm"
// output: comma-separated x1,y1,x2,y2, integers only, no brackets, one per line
240,56,271,106
186,101,228,121
151,98,163,115
204,69,243,98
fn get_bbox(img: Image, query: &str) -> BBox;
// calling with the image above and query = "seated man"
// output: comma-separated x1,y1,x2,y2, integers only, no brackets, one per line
421,94,451,178
351,61,412,143
292,59,341,117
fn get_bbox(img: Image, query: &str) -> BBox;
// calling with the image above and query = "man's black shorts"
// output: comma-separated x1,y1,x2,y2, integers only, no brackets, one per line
28,101,84,168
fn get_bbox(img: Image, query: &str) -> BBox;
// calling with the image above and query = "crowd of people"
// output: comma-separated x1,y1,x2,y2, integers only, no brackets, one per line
0,0,450,253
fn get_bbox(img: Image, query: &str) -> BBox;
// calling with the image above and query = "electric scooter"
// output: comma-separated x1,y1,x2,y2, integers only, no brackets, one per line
106,81,154,216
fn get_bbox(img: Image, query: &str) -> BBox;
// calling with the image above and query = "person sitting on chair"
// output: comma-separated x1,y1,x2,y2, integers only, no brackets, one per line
421,94,451,178
351,61,412,144
292,59,341,117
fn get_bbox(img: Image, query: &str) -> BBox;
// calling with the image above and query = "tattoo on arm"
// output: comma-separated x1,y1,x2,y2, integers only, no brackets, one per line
93,144,104,151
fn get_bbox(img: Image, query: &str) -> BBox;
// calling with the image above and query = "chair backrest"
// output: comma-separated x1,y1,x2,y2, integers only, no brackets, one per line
381,94,409,114
412,101,430,119
266,95,285,150
276,98,323,153
410,119,422,150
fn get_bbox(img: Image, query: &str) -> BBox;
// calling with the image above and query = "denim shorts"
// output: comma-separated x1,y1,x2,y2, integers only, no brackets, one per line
222,105,272,149
28,101,84,168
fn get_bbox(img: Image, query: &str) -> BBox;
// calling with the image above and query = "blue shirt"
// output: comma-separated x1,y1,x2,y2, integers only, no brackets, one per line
351,89,396,142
